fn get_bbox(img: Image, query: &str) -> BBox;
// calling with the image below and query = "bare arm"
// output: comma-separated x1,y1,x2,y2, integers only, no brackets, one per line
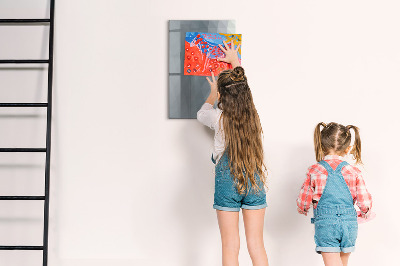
202,40,241,106
205,72,218,105
218,40,241,68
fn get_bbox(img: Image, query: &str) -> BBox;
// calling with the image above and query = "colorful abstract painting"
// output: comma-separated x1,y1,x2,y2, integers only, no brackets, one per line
184,32,242,76
168,20,236,119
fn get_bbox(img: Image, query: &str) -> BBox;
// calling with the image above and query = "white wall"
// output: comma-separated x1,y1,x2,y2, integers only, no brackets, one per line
1,0,399,265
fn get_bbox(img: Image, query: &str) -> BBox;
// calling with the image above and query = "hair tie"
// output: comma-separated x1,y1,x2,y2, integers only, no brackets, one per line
225,82,246,88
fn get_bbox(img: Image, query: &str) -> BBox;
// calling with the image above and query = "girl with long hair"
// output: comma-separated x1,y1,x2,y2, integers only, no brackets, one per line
197,41,269,266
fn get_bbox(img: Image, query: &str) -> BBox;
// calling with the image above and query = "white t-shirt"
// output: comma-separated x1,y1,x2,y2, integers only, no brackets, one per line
197,103,225,163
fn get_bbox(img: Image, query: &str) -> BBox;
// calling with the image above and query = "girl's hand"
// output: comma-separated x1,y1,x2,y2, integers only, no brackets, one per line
297,207,308,216
205,72,218,105
218,40,241,68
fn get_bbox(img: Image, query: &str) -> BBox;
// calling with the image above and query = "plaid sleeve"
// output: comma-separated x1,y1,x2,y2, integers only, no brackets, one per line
354,167,373,218
297,168,314,216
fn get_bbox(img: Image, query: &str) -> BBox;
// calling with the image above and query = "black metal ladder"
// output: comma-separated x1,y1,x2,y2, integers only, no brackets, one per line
0,1,55,265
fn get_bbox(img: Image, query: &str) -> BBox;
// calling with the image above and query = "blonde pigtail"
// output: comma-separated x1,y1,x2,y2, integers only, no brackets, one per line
347,125,362,164
314,122,326,162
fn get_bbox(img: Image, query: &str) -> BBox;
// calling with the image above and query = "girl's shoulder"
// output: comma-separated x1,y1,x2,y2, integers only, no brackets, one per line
306,160,360,176
341,162,363,177
306,162,327,176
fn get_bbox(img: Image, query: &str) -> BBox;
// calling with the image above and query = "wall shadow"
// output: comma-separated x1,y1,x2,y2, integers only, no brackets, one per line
172,122,216,266
264,144,315,265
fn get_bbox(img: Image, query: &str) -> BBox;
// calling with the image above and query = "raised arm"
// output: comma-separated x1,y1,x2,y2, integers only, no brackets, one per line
197,102,219,130
218,40,241,69
197,40,241,128
205,72,218,105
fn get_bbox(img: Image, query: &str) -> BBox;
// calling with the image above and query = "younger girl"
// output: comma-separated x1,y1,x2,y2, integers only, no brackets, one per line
197,41,269,266
297,122,373,266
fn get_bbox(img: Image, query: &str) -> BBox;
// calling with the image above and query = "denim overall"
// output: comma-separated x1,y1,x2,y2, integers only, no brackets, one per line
311,160,358,254
211,152,267,211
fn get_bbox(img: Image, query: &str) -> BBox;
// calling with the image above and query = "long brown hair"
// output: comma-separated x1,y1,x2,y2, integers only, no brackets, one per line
217,66,267,194
314,122,362,164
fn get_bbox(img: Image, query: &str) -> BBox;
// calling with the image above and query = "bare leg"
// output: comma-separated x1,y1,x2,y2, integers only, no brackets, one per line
340,252,351,266
242,208,269,266
321,252,343,266
216,210,240,266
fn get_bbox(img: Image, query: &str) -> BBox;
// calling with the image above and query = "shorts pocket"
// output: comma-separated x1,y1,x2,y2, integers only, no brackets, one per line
214,170,240,208
347,220,358,244
215,171,236,193
314,218,340,247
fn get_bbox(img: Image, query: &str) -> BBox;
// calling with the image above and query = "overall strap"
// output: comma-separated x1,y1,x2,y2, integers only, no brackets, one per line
318,160,333,174
334,161,349,173
211,154,216,164
313,159,355,219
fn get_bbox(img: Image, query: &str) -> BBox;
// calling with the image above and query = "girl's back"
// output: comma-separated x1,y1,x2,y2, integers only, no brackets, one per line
297,154,372,216
197,40,270,265
297,122,373,266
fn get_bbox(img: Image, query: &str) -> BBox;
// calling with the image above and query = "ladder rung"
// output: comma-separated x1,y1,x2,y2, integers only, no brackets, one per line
0,19,50,23
0,103,48,107
0,148,46,152
0,246,44,250
0,60,49,64
0,196,45,200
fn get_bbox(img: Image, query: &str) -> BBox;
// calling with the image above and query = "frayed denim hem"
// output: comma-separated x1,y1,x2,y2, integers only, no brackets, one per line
213,204,240,212
241,202,268,210
316,246,341,254
341,246,355,253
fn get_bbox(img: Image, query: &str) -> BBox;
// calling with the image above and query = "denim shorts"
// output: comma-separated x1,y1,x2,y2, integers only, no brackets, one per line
213,154,267,212
313,210,358,253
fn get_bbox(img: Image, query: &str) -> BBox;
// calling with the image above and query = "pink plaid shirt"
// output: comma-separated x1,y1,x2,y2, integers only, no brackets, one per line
297,155,372,218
